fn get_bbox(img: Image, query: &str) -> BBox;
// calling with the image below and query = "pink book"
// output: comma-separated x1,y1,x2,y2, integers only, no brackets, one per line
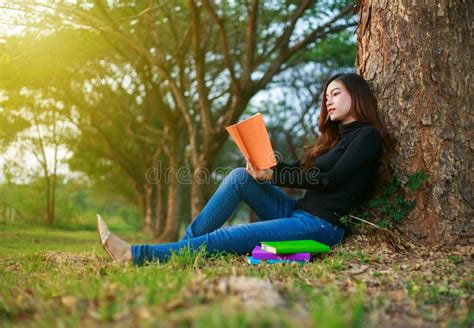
251,245,311,261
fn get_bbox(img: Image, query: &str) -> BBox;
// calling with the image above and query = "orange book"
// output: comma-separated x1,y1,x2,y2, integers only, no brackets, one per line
225,113,277,170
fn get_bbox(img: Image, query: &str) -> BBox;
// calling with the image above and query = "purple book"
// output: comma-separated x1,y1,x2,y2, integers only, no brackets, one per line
251,245,311,261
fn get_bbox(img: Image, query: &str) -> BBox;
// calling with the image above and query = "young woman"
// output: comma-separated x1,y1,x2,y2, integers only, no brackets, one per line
97,72,384,265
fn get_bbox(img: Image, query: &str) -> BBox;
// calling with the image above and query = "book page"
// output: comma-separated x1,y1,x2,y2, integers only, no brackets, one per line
225,113,277,170
225,125,250,159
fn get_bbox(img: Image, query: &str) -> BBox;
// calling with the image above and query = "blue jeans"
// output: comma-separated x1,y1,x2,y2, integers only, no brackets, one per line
131,168,345,265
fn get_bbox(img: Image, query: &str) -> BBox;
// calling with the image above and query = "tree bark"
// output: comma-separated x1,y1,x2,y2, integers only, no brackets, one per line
44,175,52,225
155,131,188,242
143,184,153,235
190,164,214,220
154,181,164,238
356,0,472,246
156,154,182,242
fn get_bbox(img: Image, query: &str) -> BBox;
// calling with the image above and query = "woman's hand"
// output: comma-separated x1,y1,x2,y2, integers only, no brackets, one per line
245,158,273,181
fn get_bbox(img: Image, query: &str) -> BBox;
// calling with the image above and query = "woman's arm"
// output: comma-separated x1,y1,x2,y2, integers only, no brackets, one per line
270,128,382,191
245,153,301,182
273,156,301,171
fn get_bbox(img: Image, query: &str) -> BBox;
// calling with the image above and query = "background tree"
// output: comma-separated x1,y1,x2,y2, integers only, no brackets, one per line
0,88,72,225
356,0,472,246
0,29,176,235
38,0,357,229
1,1,358,241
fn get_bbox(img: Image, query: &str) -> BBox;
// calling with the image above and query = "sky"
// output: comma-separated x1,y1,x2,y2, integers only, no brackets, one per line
0,2,26,37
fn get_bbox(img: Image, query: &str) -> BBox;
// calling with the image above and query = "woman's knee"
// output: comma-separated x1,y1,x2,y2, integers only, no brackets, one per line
227,167,251,184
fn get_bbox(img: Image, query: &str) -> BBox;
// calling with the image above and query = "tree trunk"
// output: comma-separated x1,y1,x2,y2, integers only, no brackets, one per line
158,134,188,242
153,181,164,238
157,178,180,242
50,135,59,227
44,175,53,225
190,166,213,221
156,151,182,242
50,172,57,226
356,0,472,246
142,184,153,235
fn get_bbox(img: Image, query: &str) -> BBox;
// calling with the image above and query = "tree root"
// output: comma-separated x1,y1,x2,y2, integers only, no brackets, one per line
348,214,415,254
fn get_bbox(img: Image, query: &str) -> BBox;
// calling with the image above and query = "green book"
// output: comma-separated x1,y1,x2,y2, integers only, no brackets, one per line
260,240,330,254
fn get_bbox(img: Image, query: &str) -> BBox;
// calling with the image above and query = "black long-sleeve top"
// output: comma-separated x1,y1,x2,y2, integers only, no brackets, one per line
270,120,382,230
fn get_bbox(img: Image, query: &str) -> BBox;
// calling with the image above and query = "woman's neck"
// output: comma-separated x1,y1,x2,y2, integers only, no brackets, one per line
341,116,357,124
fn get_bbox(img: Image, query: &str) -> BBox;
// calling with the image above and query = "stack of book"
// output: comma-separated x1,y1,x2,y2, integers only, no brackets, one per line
246,240,330,265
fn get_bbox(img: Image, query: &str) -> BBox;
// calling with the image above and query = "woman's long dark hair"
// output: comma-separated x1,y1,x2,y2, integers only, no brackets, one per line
300,73,385,171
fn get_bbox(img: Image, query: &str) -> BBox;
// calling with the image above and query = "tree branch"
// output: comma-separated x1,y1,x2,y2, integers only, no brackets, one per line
241,0,259,89
190,0,212,155
201,0,239,94
256,21,356,90
265,0,315,58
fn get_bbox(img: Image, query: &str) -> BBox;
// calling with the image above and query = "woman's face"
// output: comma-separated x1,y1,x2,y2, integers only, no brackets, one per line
325,80,356,124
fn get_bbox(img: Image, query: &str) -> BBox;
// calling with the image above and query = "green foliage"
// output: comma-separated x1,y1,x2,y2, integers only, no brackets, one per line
0,178,140,231
301,30,356,68
447,255,461,264
341,171,430,231
339,211,367,230
406,170,430,190
0,112,30,152
368,171,429,227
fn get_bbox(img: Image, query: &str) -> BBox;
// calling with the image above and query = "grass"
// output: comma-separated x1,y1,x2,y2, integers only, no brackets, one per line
0,223,472,327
